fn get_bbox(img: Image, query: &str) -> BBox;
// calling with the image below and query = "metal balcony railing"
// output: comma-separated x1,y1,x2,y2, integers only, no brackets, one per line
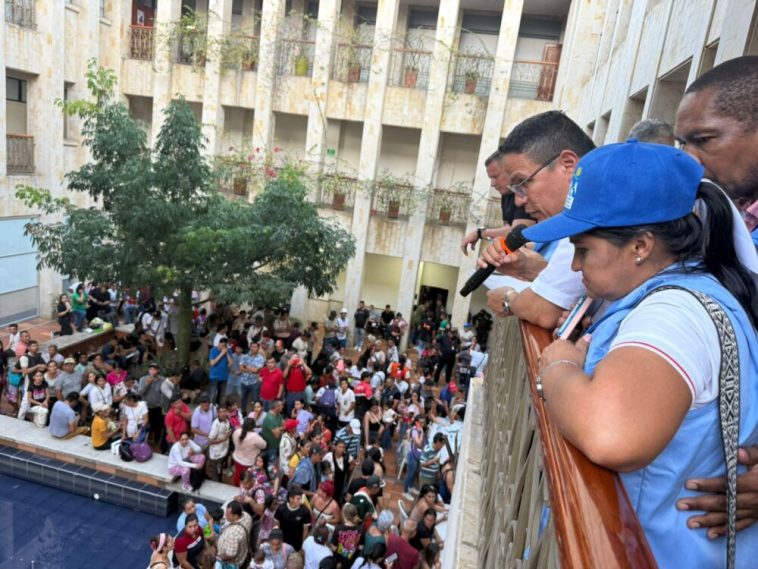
427,188,472,226
176,30,208,66
129,25,155,61
318,174,361,210
484,196,503,227
449,53,495,97
7,134,35,174
509,60,560,101
276,38,315,77
5,0,35,28
371,182,417,219
388,48,432,90
332,43,372,83
444,316,657,568
222,34,260,71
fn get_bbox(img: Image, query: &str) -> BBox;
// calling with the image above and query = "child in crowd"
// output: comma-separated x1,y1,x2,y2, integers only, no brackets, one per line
257,494,277,544
250,549,274,569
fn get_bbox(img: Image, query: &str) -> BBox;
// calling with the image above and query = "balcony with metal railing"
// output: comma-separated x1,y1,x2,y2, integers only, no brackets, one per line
176,30,208,66
5,0,35,28
388,48,433,89
427,187,472,226
443,316,657,568
371,181,418,219
318,174,362,211
276,38,315,77
508,60,560,101
332,43,372,83
6,134,35,174
449,53,495,97
128,25,155,61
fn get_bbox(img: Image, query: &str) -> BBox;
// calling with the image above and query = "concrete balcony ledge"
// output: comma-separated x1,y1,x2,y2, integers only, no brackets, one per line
0,413,239,508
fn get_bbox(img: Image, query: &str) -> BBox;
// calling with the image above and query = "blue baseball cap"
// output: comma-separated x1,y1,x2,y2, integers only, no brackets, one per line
522,140,705,243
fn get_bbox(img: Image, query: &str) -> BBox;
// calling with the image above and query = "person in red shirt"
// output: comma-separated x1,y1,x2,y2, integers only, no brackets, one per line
352,371,373,423
259,356,284,412
165,395,191,445
174,513,207,568
283,356,311,415
387,519,421,569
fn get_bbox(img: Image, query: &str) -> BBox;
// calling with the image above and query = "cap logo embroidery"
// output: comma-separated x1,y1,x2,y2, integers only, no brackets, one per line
564,167,581,210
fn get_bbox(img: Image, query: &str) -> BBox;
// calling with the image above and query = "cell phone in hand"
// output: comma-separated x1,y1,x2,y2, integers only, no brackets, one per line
385,553,398,564
555,295,594,340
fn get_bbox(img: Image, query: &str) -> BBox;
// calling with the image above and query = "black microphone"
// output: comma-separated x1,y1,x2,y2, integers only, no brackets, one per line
459,224,529,297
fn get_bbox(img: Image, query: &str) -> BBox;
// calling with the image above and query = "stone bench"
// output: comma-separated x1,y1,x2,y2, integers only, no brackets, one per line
0,414,238,516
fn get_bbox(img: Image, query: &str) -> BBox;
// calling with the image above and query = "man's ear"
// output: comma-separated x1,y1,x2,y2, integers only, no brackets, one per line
558,149,581,176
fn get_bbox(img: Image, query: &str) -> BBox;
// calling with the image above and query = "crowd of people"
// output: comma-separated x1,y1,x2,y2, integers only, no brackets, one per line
1,282,487,569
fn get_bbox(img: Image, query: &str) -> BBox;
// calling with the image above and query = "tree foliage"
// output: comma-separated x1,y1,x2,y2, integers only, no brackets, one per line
18,61,355,363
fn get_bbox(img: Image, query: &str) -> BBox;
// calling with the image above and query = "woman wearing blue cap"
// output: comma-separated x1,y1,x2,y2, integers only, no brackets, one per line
523,140,758,568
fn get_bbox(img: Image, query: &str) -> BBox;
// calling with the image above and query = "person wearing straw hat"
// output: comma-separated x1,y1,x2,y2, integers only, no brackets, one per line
525,140,758,568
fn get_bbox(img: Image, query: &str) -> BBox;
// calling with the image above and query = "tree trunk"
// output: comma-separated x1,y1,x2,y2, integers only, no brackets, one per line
177,285,194,367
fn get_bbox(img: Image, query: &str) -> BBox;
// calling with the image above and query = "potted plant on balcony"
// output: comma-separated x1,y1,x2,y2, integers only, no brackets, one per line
347,51,362,82
374,170,417,219
464,69,479,94
404,66,419,87
174,9,208,68
241,45,258,71
294,45,310,76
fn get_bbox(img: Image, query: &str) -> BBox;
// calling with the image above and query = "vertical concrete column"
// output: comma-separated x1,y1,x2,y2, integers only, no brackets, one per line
110,0,135,105
554,0,614,123
151,0,182,142
341,0,400,317
395,0,460,347
715,0,756,62
252,0,286,151
201,0,233,156
32,0,67,314
602,1,649,140
450,0,524,329
0,15,6,178
304,0,340,169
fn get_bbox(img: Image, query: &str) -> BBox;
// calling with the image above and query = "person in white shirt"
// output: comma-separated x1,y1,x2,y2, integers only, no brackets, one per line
336,378,356,426
168,432,206,492
207,406,232,481
7,323,20,353
336,309,350,349
121,392,149,441
301,526,332,569
84,374,113,409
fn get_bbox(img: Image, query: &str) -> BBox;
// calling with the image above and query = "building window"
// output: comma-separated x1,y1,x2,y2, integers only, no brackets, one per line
0,217,40,326
5,0,36,28
356,4,377,26
6,77,27,103
408,8,437,30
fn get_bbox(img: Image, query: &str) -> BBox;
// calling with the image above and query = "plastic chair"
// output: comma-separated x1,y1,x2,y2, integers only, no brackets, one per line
398,499,410,523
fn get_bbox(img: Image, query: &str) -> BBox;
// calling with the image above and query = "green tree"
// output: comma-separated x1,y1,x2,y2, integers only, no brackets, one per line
17,61,355,365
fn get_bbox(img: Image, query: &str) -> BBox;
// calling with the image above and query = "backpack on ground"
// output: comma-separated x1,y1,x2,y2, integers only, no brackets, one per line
130,442,153,462
118,441,134,462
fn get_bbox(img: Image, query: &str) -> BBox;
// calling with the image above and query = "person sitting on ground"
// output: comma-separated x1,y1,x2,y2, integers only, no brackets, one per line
168,431,206,493
21,370,50,427
91,403,120,449
49,392,90,439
